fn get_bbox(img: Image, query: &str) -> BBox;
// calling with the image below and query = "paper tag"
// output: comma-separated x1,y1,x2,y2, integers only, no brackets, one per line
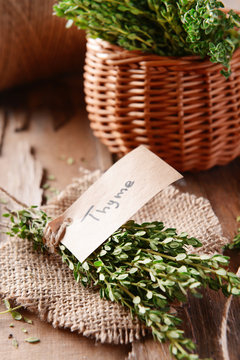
56,146,182,263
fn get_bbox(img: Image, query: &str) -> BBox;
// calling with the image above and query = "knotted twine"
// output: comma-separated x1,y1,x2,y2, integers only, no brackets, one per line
0,170,229,344
43,218,72,253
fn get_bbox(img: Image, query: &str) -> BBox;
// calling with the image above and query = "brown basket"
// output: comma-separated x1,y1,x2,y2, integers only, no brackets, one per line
84,38,240,171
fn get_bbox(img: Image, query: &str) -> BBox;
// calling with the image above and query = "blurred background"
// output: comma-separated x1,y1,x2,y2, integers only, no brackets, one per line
0,0,237,91
0,0,239,195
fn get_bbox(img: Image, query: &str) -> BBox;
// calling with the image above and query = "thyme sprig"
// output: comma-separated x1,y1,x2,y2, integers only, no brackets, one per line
54,0,240,76
2,207,240,360
0,299,33,324
0,300,23,320
224,216,240,250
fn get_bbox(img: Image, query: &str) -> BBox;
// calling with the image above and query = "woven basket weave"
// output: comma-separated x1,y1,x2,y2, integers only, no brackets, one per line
84,38,240,171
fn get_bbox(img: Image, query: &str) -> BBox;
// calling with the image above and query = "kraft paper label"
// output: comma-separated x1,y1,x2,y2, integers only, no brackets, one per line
58,146,182,263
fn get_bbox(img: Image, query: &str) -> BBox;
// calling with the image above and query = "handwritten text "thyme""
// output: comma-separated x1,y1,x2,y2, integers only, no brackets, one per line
81,181,134,222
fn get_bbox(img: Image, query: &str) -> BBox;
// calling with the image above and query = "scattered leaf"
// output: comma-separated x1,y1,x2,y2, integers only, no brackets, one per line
42,183,50,190
11,311,22,321
24,317,33,324
3,299,11,310
25,337,40,343
0,198,8,204
49,188,60,195
67,157,74,165
47,174,56,181
12,338,19,348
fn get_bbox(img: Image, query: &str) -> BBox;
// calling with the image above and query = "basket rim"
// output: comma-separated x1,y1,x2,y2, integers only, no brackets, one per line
87,37,240,66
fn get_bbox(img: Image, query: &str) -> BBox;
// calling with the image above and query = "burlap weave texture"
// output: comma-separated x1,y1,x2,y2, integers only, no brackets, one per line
0,170,228,344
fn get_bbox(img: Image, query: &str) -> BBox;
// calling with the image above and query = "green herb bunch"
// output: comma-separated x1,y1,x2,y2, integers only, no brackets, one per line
54,0,240,76
2,208,240,360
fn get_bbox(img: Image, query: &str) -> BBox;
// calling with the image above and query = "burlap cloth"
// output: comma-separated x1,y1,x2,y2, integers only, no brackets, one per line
0,170,228,344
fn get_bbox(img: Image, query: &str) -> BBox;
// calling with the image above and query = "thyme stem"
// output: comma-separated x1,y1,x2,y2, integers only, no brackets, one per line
0,305,23,315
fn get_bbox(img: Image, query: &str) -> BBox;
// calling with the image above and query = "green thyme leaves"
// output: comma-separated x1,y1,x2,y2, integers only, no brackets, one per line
3,208,240,360
54,0,240,76
12,338,19,348
3,299,10,310
11,311,22,321
23,317,33,325
0,300,34,325
25,337,40,343
225,216,240,250
0,300,23,321
1,299,37,349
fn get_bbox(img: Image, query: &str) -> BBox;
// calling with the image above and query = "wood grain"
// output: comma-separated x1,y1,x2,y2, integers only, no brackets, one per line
128,338,172,360
0,108,6,155
223,0,239,9
12,110,29,132
130,161,240,360
0,305,131,360
4,142,43,206
0,0,86,91
0,77,127,360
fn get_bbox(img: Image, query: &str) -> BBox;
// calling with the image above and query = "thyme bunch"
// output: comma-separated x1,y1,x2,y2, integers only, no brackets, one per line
54,0,240,76
2,207,240,360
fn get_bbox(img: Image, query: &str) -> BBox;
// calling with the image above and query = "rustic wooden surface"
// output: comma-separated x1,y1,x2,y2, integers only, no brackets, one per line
0,77,132,360
0,75,239,360
0,0,240,352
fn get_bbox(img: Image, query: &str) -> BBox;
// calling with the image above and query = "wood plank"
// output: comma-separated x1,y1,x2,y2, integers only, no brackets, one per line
27,78,75,131
0,78,129,360
223,0,239,9
128,338,172,360
0,305,131,360
130,159,240,360
0,108,6,155
2,142,43,207
1,72,240,360
0,111,112,197
0,140,43,243
227,289,240,360
12,110,29,132
181,160,240,240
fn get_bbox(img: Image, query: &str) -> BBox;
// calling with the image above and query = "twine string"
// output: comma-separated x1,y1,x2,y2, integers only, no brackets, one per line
0,186,71,251
43,217,73,252
0,186,28,208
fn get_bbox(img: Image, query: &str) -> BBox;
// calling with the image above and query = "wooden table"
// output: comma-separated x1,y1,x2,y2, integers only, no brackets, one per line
0,71,239,360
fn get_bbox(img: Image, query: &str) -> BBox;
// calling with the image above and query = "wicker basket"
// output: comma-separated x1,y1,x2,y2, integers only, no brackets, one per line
84,38,240,171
